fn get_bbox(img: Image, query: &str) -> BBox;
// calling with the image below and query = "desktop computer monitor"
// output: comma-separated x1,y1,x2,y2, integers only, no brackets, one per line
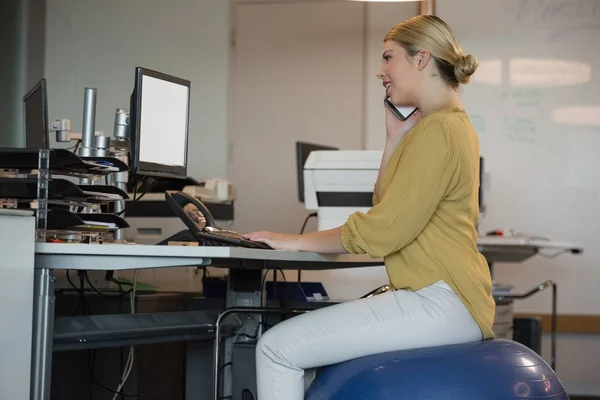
295,141,338,203
23,78,49,149
129,67,191,179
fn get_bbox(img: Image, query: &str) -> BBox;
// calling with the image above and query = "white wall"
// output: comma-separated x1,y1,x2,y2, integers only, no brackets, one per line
228,0,365,235
45,0,230,180
0,0,28,148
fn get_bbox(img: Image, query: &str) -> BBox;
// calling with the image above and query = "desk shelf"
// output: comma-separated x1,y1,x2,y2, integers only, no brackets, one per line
0,148,130,242
53,310,229,351
45,209,129,233
0,178,129,204
0,148,128,176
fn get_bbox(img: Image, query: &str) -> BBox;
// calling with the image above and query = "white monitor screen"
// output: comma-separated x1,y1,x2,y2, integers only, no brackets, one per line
139,75,189,167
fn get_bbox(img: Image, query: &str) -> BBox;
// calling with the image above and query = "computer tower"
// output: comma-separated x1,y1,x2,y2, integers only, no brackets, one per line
513,317,542,355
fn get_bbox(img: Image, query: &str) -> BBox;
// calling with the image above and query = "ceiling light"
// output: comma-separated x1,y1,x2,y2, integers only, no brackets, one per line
347,0,423,2
472,58,591,87
552,106,600,127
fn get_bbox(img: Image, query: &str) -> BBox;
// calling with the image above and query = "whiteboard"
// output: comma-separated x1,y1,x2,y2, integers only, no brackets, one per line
437,0,600,314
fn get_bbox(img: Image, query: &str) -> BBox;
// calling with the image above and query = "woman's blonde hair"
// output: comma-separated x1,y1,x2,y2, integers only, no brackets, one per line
384,15,477,88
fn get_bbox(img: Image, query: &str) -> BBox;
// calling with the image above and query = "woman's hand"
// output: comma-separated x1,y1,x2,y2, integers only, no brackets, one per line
244,227,347,253
384,97,422,142
243,231,301,251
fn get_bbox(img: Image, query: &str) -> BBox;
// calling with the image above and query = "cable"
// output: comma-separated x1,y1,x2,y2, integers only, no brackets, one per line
111,269,140,400
297,212,317,282
299,212,317,234
114,176,158,216
77,269,158,400
83,271,132,298
66,268,151,399
89,349,163,400
260,267,287,308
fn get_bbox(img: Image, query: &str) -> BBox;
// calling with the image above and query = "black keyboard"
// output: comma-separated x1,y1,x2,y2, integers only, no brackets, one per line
198,227,273,250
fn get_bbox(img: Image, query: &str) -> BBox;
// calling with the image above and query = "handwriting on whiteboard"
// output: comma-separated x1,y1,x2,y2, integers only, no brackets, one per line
516,0,599,24
505,118,537,144
500,89,543,108
469,114,487,134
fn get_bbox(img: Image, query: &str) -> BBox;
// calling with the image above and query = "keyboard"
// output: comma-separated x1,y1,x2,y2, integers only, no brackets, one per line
198,227,273,250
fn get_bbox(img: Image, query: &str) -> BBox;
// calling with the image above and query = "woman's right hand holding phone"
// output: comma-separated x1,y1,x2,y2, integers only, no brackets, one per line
384,98,422,143
375,98,422,196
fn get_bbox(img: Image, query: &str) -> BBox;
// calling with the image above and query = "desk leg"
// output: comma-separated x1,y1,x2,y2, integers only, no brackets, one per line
30,268,55,400
219,269,263,400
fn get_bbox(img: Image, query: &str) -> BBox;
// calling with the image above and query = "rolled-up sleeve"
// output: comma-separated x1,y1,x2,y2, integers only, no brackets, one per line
341,120,458,257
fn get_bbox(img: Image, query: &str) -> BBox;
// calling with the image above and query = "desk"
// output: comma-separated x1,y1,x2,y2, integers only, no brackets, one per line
27,237,582,400
477,236,581,275
32,243,381,400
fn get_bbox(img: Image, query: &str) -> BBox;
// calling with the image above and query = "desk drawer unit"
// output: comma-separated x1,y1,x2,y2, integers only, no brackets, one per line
493,301,514,339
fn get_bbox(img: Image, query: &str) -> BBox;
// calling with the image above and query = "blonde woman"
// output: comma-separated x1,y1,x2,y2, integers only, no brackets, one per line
244,14,495,400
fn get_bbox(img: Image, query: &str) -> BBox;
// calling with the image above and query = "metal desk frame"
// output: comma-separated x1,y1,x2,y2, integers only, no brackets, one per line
31,243,382,400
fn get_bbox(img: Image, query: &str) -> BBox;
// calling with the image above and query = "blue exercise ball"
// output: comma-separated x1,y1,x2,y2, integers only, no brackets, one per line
305,339,568,400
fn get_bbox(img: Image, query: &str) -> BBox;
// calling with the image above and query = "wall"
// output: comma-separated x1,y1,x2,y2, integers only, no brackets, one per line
26,0,47,91
0,0,46,148
45,0,230,180
0,0,27,148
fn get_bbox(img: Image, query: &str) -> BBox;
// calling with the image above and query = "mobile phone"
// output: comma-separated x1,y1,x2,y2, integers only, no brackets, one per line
385,97,418,121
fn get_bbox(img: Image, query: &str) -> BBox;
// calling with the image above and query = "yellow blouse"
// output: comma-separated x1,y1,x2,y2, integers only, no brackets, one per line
341,108,495,339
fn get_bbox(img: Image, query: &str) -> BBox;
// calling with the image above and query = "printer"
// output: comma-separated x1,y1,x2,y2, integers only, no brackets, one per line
301,149,389,301
303,150,382,230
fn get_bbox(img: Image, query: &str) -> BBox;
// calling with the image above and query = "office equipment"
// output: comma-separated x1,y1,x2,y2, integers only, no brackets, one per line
23,78,49,150
120,176,235,244
303,149,380,230
296,141,338,203
0,148,129,232
513,317,542,356
163,190,271,249
128,67,191,180
384,96,418,121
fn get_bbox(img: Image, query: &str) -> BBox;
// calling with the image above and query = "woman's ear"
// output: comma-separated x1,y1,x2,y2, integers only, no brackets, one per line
417,50,431,71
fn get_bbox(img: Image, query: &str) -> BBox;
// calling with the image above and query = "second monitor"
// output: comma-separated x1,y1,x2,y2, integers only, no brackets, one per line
129,67,191,180
296,141,338,203
23,78,49,150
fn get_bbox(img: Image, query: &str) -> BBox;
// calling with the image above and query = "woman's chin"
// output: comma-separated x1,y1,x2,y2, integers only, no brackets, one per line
391,96,409,106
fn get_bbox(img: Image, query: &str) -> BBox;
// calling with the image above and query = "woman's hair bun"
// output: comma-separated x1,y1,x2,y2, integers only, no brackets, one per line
454,54,478,85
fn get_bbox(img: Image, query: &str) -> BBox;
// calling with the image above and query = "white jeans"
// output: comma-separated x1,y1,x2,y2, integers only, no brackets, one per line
255,280,483,400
